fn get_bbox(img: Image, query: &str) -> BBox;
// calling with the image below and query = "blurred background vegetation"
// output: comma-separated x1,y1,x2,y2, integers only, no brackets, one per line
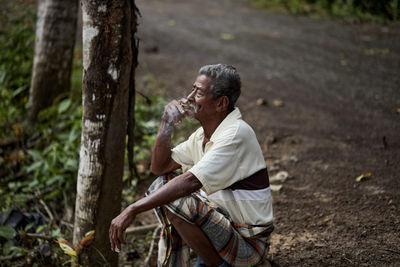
0,1,198,263
253,0,399,22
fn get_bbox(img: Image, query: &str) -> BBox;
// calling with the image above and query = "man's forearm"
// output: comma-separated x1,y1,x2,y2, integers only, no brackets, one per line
151,99,185,174
127,172,202,216
150,119,175,174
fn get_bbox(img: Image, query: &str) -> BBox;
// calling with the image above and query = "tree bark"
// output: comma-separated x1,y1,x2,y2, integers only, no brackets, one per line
28,0,78,122
73,1,138,266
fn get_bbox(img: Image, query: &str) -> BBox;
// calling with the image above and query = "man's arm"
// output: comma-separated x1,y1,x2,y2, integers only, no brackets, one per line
109,171,202,251
150,100,184,175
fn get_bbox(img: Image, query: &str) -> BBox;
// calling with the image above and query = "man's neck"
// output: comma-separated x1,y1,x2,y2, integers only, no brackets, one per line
201,110,230,140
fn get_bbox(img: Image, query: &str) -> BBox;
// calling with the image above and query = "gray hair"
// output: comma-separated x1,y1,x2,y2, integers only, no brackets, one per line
199,64,241,111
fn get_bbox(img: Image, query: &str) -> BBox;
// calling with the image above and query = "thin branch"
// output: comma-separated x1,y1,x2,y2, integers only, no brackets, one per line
60,220,74,230
136,90,152,105
24,186,56,203
34,206,49,223
379,248,400,255
344,257,353,264
34,189,55,223
144,225,161,266
92,246,111,267
126,224,160,235
24,233,55,242
38,198,55,223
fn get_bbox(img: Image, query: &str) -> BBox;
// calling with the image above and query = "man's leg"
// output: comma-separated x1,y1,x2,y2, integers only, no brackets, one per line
166,210,224,267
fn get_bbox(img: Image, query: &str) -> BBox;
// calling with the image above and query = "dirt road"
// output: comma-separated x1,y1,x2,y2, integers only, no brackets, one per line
135,0,400,265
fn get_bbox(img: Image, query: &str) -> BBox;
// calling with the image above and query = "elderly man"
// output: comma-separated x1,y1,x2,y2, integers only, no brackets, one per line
109,64,273,266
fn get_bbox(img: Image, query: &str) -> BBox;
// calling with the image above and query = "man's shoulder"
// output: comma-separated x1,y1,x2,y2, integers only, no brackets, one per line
235,119,257,138
212,119,256,144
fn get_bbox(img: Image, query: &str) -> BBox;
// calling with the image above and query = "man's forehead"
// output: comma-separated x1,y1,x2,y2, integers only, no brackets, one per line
193,75,212,88
192,83,206,89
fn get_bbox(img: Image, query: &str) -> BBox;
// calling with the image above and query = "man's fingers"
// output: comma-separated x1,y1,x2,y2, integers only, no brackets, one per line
110,226,116,251
117,228,126,245
169,99,185,114
175,102,185,114
109,231,115,251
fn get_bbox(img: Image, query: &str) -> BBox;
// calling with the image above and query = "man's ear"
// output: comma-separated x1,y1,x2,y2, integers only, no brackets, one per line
216,96,229,112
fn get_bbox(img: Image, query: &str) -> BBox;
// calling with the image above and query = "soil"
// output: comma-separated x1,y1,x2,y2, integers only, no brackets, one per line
132,0,400,265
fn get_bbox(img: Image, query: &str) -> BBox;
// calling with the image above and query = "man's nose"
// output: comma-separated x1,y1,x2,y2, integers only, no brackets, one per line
187,89,196,101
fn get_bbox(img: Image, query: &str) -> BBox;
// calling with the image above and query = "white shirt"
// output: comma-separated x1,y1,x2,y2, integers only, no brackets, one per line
171,108,273,225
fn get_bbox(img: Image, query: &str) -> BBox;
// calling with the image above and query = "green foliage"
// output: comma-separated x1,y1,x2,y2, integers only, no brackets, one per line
0,225,16,239
252,0,400,22
0,1,35,133
134,95,166,163
20,98,82,201
0,1,198,264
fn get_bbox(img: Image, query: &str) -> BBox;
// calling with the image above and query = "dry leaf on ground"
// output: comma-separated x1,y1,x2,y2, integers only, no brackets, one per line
355,173,372,182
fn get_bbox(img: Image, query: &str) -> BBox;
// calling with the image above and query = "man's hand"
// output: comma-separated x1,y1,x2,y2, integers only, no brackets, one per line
109,207,135,252
162,99,186,125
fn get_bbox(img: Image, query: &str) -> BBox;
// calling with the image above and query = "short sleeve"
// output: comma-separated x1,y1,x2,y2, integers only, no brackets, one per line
171,132,196,172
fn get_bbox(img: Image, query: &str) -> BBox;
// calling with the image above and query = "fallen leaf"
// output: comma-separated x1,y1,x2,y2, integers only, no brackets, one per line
220,33,235,40
270,184,282,192
57,238,78,258
273,99,284,107
256,98,266,105
270,171,289,183
355,173,372,182
85,230,95,237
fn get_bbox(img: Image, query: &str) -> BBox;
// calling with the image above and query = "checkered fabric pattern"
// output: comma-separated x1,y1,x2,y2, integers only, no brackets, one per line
146,175,274,267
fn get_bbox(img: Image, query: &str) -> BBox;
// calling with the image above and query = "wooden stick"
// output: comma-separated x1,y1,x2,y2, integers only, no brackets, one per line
38,198,55,223
24,233,54,242
125,223,160,235
93,246,111,267
144,225,161,266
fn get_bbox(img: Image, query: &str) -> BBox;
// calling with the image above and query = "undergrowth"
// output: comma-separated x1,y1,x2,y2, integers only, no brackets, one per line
0,1,198,265
253,0,399,22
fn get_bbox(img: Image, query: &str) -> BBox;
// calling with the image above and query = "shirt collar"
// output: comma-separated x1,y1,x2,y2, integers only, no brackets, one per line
210,107,241,142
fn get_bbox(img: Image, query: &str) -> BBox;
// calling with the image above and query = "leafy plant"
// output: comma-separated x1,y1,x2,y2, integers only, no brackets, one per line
0,1,199,264
0,1,35,135
57,230,95,265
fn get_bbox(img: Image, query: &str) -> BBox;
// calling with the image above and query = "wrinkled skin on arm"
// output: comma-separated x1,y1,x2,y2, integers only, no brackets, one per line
150,99,186,175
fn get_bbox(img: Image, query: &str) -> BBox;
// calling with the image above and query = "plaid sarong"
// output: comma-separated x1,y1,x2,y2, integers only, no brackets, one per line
146,175,274,267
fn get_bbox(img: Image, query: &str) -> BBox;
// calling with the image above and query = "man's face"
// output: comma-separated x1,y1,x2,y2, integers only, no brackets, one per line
187,75,216,121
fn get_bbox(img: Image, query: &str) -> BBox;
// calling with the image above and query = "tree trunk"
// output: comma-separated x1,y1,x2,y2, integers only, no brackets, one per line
73,1,139,266
28,0,78,122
